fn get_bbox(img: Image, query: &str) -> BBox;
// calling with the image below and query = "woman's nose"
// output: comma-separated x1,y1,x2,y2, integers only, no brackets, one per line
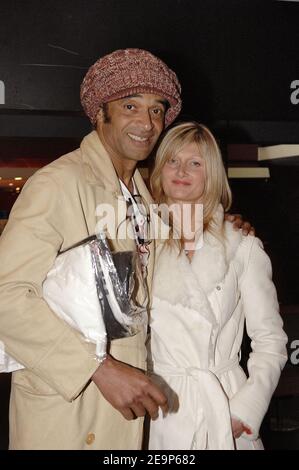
176,162,187,176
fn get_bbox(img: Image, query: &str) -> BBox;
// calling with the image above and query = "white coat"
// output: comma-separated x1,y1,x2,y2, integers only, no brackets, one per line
148,206,288,450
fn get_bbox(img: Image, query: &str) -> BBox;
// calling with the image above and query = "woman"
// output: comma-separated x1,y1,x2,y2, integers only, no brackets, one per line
148,122,288,450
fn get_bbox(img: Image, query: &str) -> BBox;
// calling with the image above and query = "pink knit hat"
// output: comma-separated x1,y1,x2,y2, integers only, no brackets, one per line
80,48,182,127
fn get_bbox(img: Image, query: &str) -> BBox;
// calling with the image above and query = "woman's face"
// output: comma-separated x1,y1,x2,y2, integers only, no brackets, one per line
161,142,206,204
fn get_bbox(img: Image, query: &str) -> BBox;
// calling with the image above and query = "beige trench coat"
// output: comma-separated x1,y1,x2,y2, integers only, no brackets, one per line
0,131,155,449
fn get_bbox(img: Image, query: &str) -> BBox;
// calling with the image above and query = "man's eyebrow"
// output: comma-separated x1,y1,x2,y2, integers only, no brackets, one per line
121,94,169,109
157,99,169,109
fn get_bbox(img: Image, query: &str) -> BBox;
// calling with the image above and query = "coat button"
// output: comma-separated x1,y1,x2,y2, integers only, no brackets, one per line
216,285,221,291
86,432,95,445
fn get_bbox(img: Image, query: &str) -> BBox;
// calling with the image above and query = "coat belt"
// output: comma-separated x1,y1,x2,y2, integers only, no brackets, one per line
152,356,239,450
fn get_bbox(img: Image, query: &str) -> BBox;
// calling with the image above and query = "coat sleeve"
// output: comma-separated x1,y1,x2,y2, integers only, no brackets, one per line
229,236,288,440
0,172,99,401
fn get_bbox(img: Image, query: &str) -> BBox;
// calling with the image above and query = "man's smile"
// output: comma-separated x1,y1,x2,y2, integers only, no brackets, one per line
127,132,150,143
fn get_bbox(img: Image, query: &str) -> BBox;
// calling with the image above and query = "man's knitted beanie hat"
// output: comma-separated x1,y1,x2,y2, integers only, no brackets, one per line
80,48,182,127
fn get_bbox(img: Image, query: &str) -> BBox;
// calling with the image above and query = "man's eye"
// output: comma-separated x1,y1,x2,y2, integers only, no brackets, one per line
125,104,134,110
152,108,163,115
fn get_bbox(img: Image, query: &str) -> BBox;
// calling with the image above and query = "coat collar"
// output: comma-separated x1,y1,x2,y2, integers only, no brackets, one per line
190,205,244,294
81,130,118,192
153,205,246,334
154,205,244,296
80,130,153,206
79,131,155,290
153,206,245,330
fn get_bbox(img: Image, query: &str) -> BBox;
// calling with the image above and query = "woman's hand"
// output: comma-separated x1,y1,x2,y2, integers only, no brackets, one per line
231,417,253,439
225,213,255,236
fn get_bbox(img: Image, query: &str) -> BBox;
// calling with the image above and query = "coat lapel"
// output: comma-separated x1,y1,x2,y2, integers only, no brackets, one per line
79,132,155,305
191,206,243,294
154,243,217,328
153,206,245,327
79,130,151,253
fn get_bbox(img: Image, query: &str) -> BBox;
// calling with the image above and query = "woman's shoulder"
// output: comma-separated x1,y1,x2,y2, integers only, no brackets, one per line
225,227,268,283
222,221,266,276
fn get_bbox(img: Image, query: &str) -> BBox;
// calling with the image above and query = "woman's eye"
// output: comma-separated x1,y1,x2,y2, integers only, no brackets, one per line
190,160,201,167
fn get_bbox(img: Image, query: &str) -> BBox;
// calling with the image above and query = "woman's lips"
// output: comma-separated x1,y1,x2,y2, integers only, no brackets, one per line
172,180,191,186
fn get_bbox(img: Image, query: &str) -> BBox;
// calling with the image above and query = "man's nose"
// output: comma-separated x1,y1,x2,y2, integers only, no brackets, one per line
139,110,154,131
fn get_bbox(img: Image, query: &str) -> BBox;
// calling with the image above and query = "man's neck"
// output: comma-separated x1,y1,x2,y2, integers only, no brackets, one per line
96,127,136,193
111,157,135,193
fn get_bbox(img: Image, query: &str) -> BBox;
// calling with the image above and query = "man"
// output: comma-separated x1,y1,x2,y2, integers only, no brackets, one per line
0,48,250,450
0,48,183,450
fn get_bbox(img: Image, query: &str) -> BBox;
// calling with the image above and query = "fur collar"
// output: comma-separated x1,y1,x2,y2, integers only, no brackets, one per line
190,206,244,294
153,206,245,310
80,131,153,206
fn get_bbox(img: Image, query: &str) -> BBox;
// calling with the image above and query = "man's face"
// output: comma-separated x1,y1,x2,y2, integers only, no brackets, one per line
96,93,167,167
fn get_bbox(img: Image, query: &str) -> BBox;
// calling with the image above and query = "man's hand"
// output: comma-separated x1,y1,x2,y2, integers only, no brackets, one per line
225,213,255,236
92,355,168,421
231,417,252,439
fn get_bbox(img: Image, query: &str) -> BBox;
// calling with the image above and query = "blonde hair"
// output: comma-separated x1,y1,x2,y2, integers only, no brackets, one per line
150,121,232,244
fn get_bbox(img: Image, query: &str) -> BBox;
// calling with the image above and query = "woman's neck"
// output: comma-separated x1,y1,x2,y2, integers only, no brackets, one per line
166,199,203,245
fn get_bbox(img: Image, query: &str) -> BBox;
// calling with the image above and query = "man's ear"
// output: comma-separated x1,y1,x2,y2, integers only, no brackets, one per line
96,107,104,124
95,107,105,133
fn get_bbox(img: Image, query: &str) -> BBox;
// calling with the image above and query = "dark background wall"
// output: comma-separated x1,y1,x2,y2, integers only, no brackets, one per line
1,0,298,300
0,0,299,126
0,0,299,449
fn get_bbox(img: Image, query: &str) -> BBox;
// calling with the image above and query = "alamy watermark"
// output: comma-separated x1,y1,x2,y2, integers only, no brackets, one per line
290,339,299,365
95,200,204,251
0,80,4,104
290,79,299,105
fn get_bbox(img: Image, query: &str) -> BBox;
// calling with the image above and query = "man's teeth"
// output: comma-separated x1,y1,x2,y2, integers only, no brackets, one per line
128,133,148,142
